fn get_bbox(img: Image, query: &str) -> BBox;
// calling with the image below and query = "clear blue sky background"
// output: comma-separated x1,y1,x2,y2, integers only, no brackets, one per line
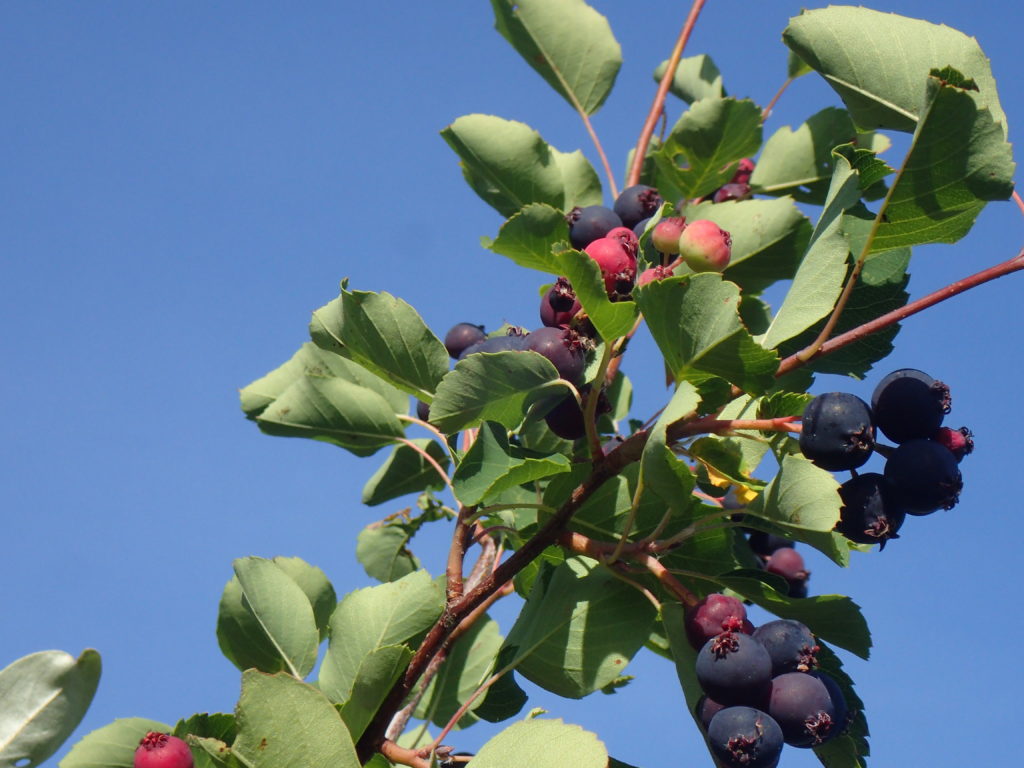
2,2,1022,766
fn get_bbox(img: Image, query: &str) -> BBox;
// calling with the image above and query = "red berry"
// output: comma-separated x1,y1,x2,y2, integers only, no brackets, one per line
678,219,732,272
583,237,637,298
651,217,686,254
731,158,755,185
605,226,639,259
134,732,194,768
684,593,755,651
933,426,974,462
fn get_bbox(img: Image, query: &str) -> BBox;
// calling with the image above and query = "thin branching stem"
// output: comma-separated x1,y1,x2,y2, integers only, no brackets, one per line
627,0,708,187
1013,190,1024,216
762,76,794,120
397,438,453,491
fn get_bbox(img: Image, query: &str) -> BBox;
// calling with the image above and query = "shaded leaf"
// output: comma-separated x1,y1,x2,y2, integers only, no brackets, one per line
642,382,700,515
653,54,725,104
362,439,450,507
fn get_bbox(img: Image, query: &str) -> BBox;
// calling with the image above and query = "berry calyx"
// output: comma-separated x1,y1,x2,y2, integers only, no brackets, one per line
134,732,194,768
767,672,837,747
707,707,784,768
583,237,637,298
524,326,586,384
835,472,906,548
540,278,581,327
752,619,819,675
677,219,732,272
613,184,663,229
696,632,773,706
933,426,974,462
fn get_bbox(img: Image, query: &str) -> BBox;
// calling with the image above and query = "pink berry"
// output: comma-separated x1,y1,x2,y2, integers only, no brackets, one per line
637,265,674,287
678,219,732,273
134,732,194,768
933,426,974,462
605,226,639,259
683,593,755,651
731,157,755,185
651,217,686,254
584,237,637,298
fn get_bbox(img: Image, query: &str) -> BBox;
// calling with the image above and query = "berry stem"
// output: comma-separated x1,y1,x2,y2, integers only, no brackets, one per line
777,247,1024,377
626,0,709,188
397,437,453,491
1013,189,1024,216
380,740,430,768
580,111,619,201
762,76,795,120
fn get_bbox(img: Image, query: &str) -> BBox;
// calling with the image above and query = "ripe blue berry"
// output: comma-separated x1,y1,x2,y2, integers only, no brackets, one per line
799,392,875,471
458,330,530,359
836,472,905,547
884,438,962,514
696,632,773,707
567,205,621,250
706,707,784,768
871,368,950,443
767,672,837,747
443,323,486,359
613,184,663,229
752,620,819,676
524,327,586,384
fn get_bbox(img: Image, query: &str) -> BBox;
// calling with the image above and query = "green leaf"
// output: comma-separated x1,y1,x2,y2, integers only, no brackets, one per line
174,713,236,743
337,646,412,740
443,116,601,218
661,603,704,720
361,439,450,507
635,274,779,395
267,557,337,643
784,6,1007,133
430,351,567,433
745,454,850,565
502,557,656,698
653,54,725,104
415,615,505,729
453,422,571,507
689,436,766,491
471,718,607,768
718,575,871,659
230,557,320,679
777,239,910,379
490,0,621,115
870,73,1015,252
233,671,360,768
241,342,408,422
319,571,444,716
679,197,811,294
472,646,529,724
0,650,101,768
308,289,449,402
642,382,700,514
787,50,812,79
551,249,638,342
485,203,569,273
751,107,889,204
653,98,763,199
758,148,867,350
254,375,406,457
59,718,170,768
356,524,420,583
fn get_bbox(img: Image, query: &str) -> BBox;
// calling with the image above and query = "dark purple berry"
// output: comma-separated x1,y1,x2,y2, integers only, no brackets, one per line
765,547,809,597
613,184,664,229
696,695,728,731
706,707,784,768
713,182,752,202
544,392,586,440
684,593,755,651
809,671,849,741
443,323,486,359
871,368,950,443
524,327,586,384
540,278,581,327
696,632,773,707
799,392,875,471
884,438,962,514
767,672,837,747
835,472,906,548
416,399,430,421
747,531,793,558
933,426,974,462
567,205,621,250
458,330,530,360
752,620,819,676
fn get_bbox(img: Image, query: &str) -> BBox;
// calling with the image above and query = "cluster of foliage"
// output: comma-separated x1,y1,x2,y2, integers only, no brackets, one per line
1,2,1018,767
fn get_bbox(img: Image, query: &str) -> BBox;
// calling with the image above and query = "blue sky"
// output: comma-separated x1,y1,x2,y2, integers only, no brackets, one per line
1,2,1022,766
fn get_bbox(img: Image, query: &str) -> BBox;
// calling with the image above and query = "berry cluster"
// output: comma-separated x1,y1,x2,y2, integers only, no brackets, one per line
798,369,972,548
684,595,849,767
134,732,194,768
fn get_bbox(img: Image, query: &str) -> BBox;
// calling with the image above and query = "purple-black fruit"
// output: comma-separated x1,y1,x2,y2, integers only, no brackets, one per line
706,706,784,768
747,531,793,558
613,184,664,229
810,671,849,741
567,205,621,250
933,426,974,462
884,438,962,514
540,278,581,327
713,183,752,203
524,327,586,384
444,323,486,359
871,368,950,443
458,331,530,359
799,392,875,471
767,672,837,747
416,399,430,421
695,632,773,706
836,472,905,547
684,593,755,651
696,695,728,731
765,547,809,598
752,619,819,676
